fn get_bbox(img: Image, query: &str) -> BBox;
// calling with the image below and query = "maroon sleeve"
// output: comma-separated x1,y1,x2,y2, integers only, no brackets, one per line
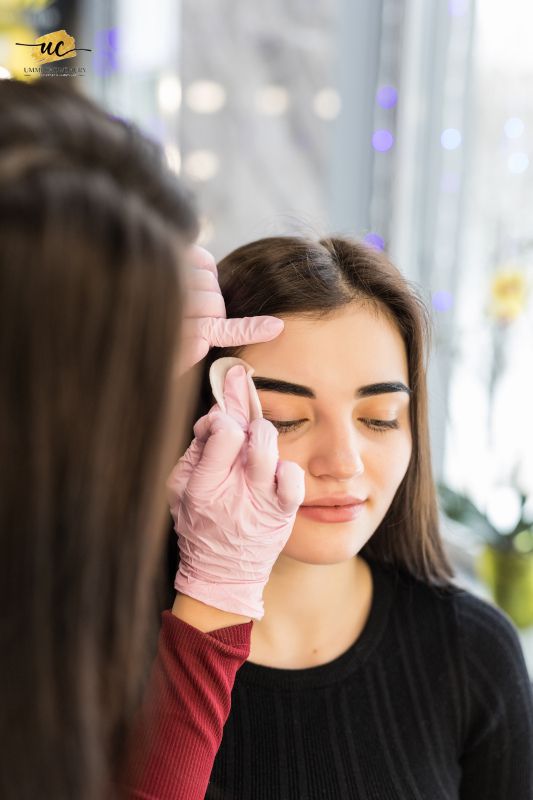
118,609,252,800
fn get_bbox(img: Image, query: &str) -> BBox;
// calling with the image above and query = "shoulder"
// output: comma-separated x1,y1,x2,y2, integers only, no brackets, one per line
451,587,530,686
395,566,531,694
379,560,527,674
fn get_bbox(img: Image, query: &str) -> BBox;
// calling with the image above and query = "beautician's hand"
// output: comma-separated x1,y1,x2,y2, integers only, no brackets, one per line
177,245,284,375
167,362,305,620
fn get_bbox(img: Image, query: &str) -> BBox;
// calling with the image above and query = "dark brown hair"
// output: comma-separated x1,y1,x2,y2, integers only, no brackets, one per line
194,235,455,588
0,79,198,799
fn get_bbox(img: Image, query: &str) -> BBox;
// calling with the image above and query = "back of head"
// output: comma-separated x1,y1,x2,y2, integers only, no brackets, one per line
0,79,197,799
195,235,453,588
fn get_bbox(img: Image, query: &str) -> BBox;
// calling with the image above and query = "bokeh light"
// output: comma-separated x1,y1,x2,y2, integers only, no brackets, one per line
313,88,341,120
93,27,119,77
183,150,220,181
164,143,181,175
486,486,522,534
158,73,182,114
376,85,398,109
372,130,394,152
441,128,462,150
432,290,454,312
363,232,385,251
254,85,290,116
185,81,226,114
504,117,525,139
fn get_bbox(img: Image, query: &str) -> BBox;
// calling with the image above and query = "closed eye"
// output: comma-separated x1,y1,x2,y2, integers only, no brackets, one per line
267,419,305,433
266,418,399,434
363,418,399,433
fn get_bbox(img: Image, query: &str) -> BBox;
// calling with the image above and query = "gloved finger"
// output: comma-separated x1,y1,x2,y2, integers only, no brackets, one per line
210,357,262,421
165,409,224,505
187,244,218,277
182,266,220,294
166,437,206,507
183,290,226,320
246,417,279,487
206,316,284,348
275,460,306,513
186,412,246,494
193,407,224,441
220,364,252,430
177,333,209,375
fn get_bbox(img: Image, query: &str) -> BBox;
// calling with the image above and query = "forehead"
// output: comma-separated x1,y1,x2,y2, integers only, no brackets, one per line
238,303,409,394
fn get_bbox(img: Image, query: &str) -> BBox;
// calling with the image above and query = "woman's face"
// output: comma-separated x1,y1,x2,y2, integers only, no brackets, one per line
238,303,413,565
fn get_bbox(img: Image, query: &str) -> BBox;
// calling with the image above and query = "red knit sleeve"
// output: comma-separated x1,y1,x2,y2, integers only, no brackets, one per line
117,609,252,800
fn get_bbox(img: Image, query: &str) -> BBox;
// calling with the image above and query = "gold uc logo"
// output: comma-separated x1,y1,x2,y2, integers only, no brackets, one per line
16,29,91,65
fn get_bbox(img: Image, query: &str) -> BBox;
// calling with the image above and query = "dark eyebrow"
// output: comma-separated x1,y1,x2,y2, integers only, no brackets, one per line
251,377,412,398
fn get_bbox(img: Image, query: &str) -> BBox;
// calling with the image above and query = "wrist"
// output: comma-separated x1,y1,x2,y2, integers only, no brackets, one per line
172,591,253,632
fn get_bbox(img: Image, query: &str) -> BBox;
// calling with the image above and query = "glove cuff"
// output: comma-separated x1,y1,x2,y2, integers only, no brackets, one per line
174,570,265,621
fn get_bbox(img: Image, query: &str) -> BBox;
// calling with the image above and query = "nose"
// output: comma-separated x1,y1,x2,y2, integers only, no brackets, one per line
308,421,365,479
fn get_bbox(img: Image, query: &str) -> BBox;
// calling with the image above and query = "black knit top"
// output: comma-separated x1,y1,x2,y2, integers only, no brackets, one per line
206,556,533,799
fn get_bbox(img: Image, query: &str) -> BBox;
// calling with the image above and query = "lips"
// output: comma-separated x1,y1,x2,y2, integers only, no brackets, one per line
301,495,366,507
298,499,367,523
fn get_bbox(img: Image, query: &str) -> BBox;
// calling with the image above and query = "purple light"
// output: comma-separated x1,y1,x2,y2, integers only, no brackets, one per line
364,233,385,251
376,85,398,109
372,130,394,152
432,290,454,312
448,0,468,16
93,28,119,77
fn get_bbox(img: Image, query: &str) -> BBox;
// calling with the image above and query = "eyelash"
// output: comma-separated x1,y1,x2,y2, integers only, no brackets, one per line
267,418,400,434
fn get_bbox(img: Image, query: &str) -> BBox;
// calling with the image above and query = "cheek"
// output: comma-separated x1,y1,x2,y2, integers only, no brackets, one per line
370,432,412,494
275,437,307,469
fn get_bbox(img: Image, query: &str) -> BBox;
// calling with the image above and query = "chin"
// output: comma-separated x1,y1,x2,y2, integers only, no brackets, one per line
280,522,372,565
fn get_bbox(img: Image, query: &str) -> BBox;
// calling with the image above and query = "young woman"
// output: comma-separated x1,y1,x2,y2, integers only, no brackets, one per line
0,79,290,800
164,235,533,799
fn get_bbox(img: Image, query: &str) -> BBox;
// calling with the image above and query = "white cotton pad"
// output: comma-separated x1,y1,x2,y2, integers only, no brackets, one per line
209,357,263,421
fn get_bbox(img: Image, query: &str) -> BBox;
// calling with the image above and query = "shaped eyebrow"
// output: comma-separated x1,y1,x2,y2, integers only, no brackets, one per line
251,376,412,398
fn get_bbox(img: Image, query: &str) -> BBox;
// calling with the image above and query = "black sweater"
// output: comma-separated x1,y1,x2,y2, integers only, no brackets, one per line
206,556,533,799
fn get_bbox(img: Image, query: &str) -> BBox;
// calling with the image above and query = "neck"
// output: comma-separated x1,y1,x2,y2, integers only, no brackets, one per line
250,554,371,667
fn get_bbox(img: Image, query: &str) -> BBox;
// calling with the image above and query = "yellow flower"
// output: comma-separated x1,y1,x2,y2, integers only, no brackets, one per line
488,267,528,322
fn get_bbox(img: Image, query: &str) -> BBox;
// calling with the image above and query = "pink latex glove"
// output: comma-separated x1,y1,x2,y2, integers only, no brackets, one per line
177,245,284,375
166,358,306,620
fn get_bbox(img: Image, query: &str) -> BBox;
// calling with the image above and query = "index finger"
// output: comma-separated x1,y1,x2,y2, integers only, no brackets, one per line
188,244,218,278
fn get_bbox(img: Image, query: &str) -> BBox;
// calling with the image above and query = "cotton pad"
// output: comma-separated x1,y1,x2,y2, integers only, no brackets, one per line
209,357,263,421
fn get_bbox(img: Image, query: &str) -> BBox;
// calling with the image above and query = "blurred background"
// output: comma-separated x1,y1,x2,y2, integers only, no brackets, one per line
2,0,533,673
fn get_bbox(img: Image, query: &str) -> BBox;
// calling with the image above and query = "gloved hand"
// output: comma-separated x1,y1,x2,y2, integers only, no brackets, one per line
177,245,285,375
167,357,306,620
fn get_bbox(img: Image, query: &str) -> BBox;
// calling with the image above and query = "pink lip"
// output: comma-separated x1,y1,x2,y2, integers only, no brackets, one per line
302,495,366,507
298,501,367,523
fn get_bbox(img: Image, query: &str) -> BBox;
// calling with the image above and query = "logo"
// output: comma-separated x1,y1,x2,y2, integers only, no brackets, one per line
16,29,91,69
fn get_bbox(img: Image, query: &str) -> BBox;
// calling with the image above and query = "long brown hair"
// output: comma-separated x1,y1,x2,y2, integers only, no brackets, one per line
0,79,198,799
193,235,454,588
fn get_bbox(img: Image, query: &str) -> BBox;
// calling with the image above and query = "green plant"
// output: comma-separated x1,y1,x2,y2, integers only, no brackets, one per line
437,482,533,554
